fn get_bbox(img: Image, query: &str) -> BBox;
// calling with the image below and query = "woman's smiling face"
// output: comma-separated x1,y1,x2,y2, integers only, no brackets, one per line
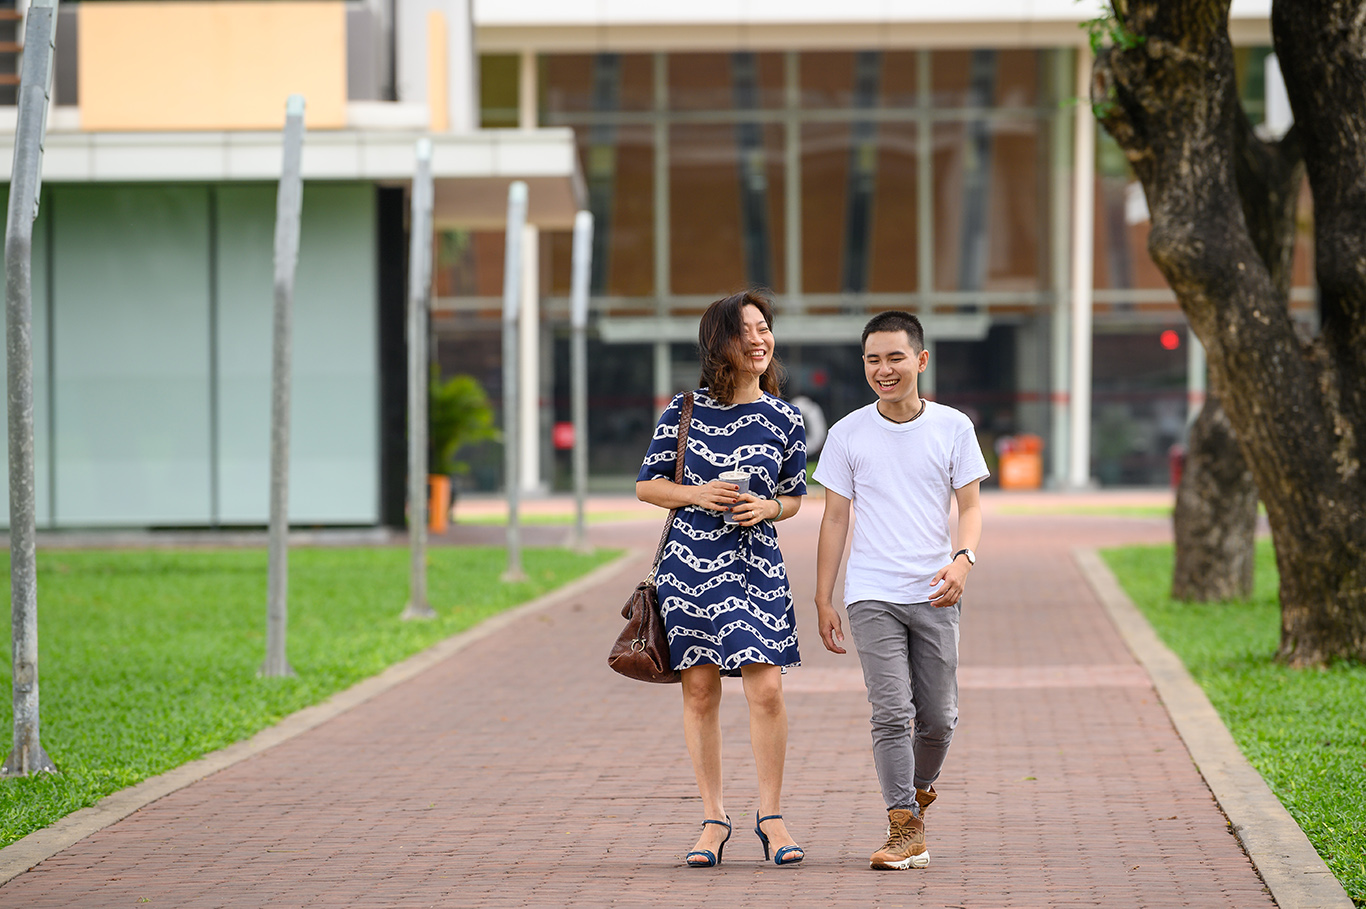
740,304,774,376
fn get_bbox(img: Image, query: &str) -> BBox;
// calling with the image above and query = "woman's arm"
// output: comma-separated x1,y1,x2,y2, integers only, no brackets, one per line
636,477,739,514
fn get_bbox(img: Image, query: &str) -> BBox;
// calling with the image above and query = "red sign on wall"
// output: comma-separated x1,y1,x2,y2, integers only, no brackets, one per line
553,421,575,450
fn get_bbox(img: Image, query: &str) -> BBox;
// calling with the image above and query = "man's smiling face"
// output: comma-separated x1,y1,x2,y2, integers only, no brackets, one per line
862,330,928,408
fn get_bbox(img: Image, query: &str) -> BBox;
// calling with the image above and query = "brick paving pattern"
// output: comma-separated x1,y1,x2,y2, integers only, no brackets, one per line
0,495,1276,908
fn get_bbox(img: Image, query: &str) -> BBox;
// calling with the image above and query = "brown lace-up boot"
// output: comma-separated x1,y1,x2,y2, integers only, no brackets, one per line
869,808,929,870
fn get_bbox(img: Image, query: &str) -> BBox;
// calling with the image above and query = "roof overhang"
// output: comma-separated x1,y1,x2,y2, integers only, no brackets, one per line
476,0,1272,51
0,124,587,230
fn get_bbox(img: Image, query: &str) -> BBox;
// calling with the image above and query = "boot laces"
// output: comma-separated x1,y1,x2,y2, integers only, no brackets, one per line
881,818,915,853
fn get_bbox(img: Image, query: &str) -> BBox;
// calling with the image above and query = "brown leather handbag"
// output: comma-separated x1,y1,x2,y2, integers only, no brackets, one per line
607,392,693,683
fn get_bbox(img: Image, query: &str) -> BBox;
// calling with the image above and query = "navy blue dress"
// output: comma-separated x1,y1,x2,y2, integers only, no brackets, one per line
637,390,807,674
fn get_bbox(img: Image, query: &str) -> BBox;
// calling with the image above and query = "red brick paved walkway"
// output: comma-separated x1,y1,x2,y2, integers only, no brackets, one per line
0,493,1276,908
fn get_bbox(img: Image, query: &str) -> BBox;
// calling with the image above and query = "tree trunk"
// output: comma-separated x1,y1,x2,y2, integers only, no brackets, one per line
1268,0,1366,665
1094,0,1366,665
1172,391,1257,600
1171,110,1303,601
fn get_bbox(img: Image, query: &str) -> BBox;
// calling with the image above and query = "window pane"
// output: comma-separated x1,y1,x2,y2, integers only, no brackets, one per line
933,119,1045,291
1093,132,1168,291
800,50,918,110
541,54,657,296
801,121,920,295
543,53,655,115
931,49,1040,108
1092,331,1188,486
669,52,785,112
868,122,919,293
801,121,849,295
586,124,655,296
480,54,519,128
670,122,786,295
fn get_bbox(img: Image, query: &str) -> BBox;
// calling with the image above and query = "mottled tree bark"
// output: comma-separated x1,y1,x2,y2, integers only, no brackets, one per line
1095,0,1366,665
1171,115,1303,601
1172,390,1257,599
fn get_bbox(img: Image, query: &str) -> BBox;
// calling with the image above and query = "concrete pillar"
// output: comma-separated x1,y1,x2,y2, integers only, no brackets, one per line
917,51,933,313
1187,327,1206,423
653,53,672,413
519,49,537,130
395,0,476,132
784,50,802,312
446,0,476,131
1049,48,1073,486
654,342,672,414
1016,318,1048,439
1067,44,1096,489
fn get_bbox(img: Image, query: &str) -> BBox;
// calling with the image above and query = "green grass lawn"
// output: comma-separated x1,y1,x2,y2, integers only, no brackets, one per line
1102,541,1366,907
0,545,619,848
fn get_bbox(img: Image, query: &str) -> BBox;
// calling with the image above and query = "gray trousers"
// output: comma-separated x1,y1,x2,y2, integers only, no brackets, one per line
846,599,960,813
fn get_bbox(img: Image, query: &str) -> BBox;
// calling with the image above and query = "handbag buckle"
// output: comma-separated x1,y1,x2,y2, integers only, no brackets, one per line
630,638,647,652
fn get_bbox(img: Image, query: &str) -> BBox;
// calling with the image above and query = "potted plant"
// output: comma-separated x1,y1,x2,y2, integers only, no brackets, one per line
427,369,499,532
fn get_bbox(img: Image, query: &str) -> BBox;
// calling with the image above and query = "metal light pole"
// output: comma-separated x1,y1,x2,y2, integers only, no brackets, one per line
567,210,594,553
403,138,436,619
3,0,59,777
501,182,528,582
262,94,306,678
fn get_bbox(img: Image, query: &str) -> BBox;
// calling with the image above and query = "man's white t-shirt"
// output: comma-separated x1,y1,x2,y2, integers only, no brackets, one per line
812,400,990,605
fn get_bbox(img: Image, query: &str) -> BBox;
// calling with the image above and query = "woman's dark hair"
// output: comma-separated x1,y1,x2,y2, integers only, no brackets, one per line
697,290,785,404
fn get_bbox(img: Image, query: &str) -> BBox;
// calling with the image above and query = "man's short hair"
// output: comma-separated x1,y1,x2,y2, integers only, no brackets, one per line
861,311,925,353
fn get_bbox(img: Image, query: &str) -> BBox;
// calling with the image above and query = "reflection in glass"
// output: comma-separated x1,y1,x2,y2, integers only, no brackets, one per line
931,49,1040,109
543,53,655,114
671,122,786,295
933,120,1044,292
800,57,919,297
800,50,918,110
669,52,785,111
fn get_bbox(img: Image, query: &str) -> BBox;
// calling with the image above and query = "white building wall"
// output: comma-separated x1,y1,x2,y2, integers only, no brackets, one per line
0,183,380,529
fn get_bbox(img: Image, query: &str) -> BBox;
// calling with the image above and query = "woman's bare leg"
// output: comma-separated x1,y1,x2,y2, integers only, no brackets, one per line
741,664,802,857
681,665,729,859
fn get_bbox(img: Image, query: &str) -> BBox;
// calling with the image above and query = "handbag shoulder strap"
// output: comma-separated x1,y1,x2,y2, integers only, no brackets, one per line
648,391,694,572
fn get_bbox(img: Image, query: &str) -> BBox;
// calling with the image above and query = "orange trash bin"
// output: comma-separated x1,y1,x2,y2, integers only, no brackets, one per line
997,434,1044,491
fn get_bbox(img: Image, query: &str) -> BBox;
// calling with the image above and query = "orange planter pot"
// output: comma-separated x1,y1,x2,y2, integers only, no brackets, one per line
427,474,451,534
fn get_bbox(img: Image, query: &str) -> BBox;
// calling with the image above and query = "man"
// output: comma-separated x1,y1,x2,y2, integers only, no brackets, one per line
812,311,988,870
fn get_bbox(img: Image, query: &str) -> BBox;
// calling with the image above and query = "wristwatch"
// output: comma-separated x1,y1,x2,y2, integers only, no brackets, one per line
953,548,976,566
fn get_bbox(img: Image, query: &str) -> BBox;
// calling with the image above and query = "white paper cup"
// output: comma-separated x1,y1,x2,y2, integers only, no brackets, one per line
719,470,750,523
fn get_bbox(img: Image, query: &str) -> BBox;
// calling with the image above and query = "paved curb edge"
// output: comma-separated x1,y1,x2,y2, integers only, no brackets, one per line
1074,547,1353,909
0,547,643,887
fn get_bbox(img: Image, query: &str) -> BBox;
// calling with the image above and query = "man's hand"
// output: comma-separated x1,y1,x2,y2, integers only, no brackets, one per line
928,558,970,608
816,602,847,654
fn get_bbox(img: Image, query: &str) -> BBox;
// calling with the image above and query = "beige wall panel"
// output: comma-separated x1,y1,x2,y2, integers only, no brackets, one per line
79,2,347,131
427,11,450,132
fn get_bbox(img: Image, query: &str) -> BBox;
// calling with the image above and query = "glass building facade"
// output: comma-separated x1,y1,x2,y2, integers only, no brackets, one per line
433,46,1314,493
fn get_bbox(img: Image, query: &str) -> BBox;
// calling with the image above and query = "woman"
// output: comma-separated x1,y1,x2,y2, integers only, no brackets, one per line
635,290,808,868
